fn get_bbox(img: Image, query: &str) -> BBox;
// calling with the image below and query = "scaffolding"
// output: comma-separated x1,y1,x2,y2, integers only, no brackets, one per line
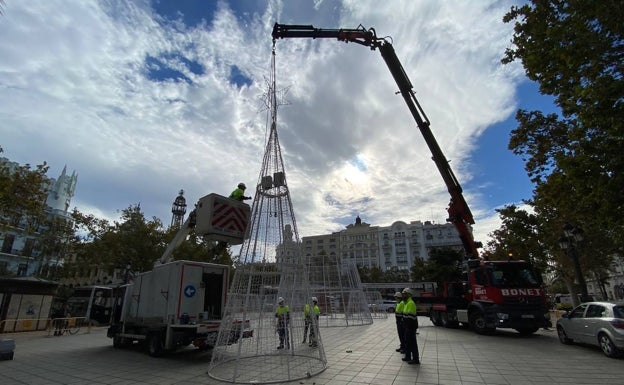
208,46,327,384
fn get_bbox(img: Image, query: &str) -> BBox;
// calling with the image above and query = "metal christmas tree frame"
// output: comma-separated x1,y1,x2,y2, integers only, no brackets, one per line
208,46,327,385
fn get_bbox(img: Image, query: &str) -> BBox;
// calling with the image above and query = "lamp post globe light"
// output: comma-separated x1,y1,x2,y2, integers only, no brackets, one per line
558,223,590,304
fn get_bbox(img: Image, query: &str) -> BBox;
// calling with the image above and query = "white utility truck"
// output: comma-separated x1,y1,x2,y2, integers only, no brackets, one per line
107,193,252,356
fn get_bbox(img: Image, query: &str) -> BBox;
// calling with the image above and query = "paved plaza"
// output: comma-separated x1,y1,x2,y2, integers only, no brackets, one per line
1,316,622,385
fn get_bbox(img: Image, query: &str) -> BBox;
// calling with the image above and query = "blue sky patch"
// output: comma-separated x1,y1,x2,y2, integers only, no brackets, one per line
229,65,252,88
144,54,204,83
151,0,217,27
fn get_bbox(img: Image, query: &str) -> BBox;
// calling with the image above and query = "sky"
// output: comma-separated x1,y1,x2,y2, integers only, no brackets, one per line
0,0,558,249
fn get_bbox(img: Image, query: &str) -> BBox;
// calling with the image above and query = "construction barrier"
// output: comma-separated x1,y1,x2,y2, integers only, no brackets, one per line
0,317,52,333
47,317,89,336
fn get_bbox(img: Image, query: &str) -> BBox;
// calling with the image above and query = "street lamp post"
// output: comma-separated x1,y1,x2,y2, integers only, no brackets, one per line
558,223,590,304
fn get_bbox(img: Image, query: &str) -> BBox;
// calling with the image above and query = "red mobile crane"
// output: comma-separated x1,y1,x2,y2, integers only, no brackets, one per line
272,23,479,259
272,23,551,335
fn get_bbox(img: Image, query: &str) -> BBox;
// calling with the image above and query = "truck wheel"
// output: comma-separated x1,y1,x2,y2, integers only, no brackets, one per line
147,333,164,357
440,312,450,327
440,312,459,328
113,335,128,348
469,311,495,335
430,310,442,326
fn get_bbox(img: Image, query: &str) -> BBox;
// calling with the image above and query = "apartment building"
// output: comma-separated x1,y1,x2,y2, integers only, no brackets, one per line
302,216,466,271
0,159,77,276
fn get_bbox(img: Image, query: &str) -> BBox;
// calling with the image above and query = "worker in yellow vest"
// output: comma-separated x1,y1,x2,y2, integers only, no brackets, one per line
394,291,406,353
401,288,420,364
275,296,290,349
303,297,321,347
303,300,312,344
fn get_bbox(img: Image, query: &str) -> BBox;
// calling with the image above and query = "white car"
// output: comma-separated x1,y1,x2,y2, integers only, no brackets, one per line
556,301,624,358
368,300,397,313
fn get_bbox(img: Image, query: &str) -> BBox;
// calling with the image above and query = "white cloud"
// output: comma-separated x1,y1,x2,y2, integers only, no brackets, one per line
0,0,525,250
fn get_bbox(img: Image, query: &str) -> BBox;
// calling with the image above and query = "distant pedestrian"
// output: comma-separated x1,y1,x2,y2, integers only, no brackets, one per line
401,288,420,364
393,291,406,353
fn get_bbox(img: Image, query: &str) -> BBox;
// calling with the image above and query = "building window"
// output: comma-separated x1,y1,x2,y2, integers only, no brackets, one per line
22,238,36,257
2,234,15,253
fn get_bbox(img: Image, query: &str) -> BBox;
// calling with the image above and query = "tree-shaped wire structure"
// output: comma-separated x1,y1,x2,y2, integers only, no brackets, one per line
208,46,327,385
365,290,389,319
307,255,373,327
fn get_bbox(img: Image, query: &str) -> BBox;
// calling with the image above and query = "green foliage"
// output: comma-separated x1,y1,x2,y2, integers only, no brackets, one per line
501,0,623,282
410,247,463,286
357,266,384,283
0,149,50,232
167,228,233,266
484,205,548,272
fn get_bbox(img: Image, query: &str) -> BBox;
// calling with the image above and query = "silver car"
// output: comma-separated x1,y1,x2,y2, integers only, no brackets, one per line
556,301,624,358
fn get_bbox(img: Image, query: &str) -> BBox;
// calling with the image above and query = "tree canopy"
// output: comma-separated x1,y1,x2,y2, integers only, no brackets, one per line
495,0,623,295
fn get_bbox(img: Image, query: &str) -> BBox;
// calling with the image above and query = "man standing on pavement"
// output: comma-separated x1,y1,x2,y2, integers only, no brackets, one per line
394,291,406,353
275,297,290,349
401,288,420,364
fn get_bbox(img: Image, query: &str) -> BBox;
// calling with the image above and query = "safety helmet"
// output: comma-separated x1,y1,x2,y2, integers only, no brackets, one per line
311,296,318,302
238,182,246,189
402,287,413,296
394,291,403,298
277,296,284,304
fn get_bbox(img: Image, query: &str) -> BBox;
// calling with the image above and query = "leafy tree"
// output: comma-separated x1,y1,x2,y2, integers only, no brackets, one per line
484,205,548,271
35,214,75,278
65,204,164,278
357,266,384,283
410,247,463,286
502,1,623,285
167,227,233,266
0,148,50,232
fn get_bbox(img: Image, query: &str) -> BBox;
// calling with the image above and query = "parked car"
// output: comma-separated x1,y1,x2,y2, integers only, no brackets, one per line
556,301,624,358
368,300,397,313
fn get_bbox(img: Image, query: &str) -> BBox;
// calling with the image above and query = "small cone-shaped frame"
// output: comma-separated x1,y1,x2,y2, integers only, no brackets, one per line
208,47,327,384
365,290,389,319
307,254,373,327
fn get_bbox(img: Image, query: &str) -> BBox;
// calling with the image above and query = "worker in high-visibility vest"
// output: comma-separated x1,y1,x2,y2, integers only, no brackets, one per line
229,182,252,201
393,291,406,353
401,288,420,364
308,297,320,347
275,296,290,349
303,301,312,344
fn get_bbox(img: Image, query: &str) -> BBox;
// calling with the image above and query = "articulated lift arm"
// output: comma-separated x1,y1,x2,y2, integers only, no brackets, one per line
272,23,481,258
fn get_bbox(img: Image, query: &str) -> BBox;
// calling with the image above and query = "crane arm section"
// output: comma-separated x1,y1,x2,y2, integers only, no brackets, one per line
272,23,481,258
157,210,196,265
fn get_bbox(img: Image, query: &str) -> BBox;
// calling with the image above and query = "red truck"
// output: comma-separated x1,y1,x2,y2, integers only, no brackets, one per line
272,24,550,335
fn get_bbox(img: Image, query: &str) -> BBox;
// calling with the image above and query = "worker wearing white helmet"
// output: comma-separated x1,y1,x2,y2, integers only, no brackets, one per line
229,182,252,202
401,287,420,364
394,291,406,353
303,296,321,347
275,296,290,349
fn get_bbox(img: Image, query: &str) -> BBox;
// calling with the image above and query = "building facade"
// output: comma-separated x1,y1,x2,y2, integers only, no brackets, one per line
0,159,77,277
302,216,466,272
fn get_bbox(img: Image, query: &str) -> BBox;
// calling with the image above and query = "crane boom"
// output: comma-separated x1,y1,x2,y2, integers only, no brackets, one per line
272,23,481,258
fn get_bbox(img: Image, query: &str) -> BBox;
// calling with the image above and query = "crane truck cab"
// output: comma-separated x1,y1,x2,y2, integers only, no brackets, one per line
107,193,252,356
429,259,551,335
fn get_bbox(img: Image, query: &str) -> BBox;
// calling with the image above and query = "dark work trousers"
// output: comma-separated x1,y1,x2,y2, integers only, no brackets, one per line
395,315,405,350
403,317,419,362
303,318,313,342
